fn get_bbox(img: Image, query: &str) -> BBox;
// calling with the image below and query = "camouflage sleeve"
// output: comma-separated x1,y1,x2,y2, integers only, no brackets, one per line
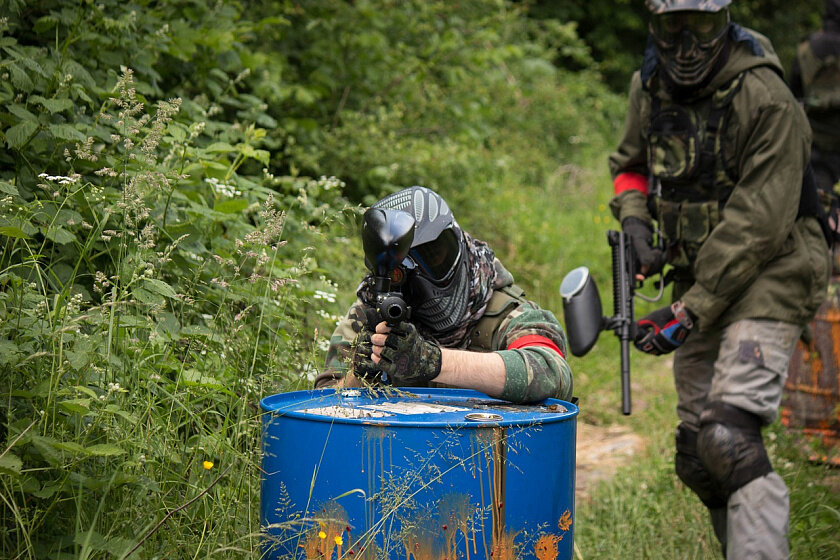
313,299,370,388
493,301,574,404
608,72,654,225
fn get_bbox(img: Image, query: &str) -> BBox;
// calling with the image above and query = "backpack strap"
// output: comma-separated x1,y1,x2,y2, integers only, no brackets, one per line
798,163,834,247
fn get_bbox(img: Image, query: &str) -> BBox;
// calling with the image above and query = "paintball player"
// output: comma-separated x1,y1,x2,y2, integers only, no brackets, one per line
608,1,830,558
314,186,573,405
791,0,840,203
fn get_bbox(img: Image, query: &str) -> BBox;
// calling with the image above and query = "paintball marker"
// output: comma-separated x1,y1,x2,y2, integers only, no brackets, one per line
560,230,661,415
361,207,414,326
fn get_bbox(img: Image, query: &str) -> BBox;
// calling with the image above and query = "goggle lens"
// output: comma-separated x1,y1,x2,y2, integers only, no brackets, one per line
651,10,729,45
409,228,461,282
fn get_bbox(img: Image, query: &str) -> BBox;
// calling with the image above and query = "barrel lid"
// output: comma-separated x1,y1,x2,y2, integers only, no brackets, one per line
260,387,578,427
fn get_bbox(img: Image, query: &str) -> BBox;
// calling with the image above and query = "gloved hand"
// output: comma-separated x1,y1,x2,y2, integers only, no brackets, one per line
622,217,667,277
350,328,381,381
635,301,695,355
378,322,442,386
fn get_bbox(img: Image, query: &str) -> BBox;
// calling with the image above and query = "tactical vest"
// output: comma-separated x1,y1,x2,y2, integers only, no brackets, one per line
467,284,527,352
646,71,832,267
646,73,745,267
796,39,840,150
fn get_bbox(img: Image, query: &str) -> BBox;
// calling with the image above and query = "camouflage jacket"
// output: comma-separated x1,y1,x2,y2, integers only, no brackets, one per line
313,261,573,404
609,27,829,331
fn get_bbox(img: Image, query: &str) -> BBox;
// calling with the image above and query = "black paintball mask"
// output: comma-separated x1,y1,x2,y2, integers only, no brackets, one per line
367,186,470,334
650,9,732,88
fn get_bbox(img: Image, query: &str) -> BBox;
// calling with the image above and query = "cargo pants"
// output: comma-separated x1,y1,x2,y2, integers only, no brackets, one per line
673,319,802,560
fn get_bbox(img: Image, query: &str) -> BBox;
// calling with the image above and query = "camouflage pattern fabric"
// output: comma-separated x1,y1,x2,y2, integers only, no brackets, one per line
378,322,442,386
645,0,730,14
483,300,573,403
317,302,373,387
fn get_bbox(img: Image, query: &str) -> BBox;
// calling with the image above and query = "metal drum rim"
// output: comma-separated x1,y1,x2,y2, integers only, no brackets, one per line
259,387,578,428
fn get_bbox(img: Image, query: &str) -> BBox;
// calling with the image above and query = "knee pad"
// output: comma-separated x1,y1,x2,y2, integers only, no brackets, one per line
697,401,773,496
674,423,727,509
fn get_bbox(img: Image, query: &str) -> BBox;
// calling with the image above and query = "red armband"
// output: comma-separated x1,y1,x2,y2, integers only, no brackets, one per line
507,334,564,358
613,172,648,196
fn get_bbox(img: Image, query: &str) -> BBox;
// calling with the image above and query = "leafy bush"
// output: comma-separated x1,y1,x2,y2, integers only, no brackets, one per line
0,1,355,556
0,0,713,557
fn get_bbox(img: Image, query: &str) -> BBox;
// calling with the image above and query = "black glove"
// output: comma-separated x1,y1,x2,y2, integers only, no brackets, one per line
622,217,667,276
350,328,381,381
378,322,442,386
634,301,695,355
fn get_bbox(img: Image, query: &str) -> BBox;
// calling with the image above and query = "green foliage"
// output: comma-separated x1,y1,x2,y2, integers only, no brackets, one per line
0,1,352,556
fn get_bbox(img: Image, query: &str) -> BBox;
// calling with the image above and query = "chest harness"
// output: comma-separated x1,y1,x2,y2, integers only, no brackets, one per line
645,71,831,270
645,72,745,267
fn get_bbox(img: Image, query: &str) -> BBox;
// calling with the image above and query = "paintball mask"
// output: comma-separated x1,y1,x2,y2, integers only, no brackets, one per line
647,0,732,88
368,186,470,333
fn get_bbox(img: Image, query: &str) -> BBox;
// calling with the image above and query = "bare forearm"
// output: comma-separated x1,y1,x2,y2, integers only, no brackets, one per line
434,348,506,398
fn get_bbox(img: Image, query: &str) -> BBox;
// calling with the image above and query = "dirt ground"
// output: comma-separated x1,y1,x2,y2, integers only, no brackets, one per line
574,422,647,498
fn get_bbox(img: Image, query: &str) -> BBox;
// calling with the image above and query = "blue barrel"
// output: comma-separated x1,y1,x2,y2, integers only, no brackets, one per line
260,387,578,560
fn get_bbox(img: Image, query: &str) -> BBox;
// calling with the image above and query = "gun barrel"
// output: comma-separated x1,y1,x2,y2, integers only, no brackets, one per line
620,338,631,415
608,230,635,416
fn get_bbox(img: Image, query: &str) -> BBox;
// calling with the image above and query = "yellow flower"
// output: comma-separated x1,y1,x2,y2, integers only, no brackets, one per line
334,536,343,546
318,531,326,540
203,460,214,470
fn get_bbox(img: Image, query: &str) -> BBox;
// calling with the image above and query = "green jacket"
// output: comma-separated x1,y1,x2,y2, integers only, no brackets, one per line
314,260,573,404
609,28,829,331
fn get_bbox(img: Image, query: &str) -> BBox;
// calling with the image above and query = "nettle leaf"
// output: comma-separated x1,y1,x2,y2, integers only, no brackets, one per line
4,120,39,148
44,226,77,245
66,348,91,371
63,60,95,88
0,453,23,476
86,443,126,457
54,208,84,226
166,122,188,143
15,54,48,79
58,398,92,416
52,440,88,455
30,435,64,466
73,386,99,400
0,339,19,365
33,14,59,33
205,141,237,153
30,95,74,113
214,198,249,214
0,226,30,239
104,404,138,424
132,287,162,305
8,63,34,92
7,103,37,122
0,181,20,196
143,278,178,299
49,123,86,142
